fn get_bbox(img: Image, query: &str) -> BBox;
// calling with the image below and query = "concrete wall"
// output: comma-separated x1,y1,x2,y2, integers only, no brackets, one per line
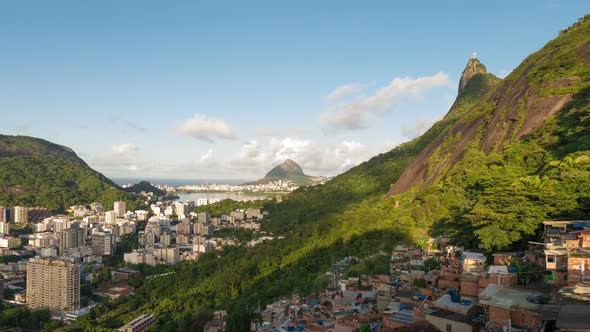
426,313,474,332
489,307,539,332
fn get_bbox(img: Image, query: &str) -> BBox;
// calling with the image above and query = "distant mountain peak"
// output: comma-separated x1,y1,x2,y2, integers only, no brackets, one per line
264,159,305,179
458,57,488,94
124,180,166,196
242,159,326,186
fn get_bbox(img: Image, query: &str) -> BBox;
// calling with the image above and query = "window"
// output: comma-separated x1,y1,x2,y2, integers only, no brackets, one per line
548,256,555,263
446,324,453,332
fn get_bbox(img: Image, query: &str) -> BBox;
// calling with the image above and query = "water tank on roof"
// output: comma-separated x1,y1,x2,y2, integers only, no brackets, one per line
448,289,461,303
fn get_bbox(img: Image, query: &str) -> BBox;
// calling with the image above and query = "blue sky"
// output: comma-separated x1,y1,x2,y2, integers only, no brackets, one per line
1,1,589,180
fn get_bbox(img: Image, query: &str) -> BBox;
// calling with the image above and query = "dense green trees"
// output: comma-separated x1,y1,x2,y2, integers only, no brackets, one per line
193,199,264,217
0,156,136,212
0,305,51,330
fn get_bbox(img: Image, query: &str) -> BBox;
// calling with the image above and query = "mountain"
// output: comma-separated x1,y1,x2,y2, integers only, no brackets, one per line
247,159,326,186
124,180,167,197
66,15,590,331
0,135,134,212
0,134,88,164
265,159,304,178
458,57,488,94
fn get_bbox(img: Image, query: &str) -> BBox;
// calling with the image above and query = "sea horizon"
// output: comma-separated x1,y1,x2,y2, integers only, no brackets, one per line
112,177,253,188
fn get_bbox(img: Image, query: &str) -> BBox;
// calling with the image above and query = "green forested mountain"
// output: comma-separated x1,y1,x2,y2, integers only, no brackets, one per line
0,135,135,212
124,180,167,197
63,15,590,331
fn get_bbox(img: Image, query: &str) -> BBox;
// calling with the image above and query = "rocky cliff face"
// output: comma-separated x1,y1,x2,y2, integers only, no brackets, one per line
265,159,305,178
387,20,590,197
458,58,488,94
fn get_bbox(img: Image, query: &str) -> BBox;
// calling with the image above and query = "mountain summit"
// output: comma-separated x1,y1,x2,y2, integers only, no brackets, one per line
458,57,488,94
245,159,326,186
264,159,305,179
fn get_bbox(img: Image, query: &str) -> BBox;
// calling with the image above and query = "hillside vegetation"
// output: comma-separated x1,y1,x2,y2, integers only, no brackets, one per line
124,181,167,197
0,135,135,212
61,15,590,332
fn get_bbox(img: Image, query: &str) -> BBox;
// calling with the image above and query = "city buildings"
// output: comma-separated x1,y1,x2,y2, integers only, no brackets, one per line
0,206,7,222
26,257,80,314
0,222,10,235
11,206,28,223
174,202,189,217
114,201,126,218
118,313,155,332
57,226,87,255
105,211,117,225
91,231,116,256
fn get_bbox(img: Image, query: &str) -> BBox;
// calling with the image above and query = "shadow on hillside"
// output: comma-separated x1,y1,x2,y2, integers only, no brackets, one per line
550,85,590,155
233,228,412,308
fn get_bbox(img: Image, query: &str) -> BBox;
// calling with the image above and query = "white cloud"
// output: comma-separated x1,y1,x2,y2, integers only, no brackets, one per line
89,136,402,180
326,83,364,102
177,114,236,141
321,72,452,130
200,148,214,163
112,143,139,155
231,137,381,176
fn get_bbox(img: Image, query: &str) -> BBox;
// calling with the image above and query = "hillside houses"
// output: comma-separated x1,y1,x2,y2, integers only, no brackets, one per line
250,222,590,331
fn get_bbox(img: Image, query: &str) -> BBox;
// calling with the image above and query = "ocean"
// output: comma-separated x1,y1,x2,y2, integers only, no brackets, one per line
112,178,252,188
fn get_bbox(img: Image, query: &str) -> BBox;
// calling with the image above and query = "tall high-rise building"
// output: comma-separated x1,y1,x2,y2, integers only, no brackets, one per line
11,206,28,223
91,231,116,256
26,257,80,314
114,201,126,218
58,227,87,255
198,212,210,224
0,206,7,222
52,217,71,233
0,222,10,235
105,211,117,224
174,202,189,217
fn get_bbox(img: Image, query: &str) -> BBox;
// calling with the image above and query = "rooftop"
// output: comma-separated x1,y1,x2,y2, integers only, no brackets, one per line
425,308,473,324
556,305,590,329
461,252,486,260
433,295,474,315
479,284,543,312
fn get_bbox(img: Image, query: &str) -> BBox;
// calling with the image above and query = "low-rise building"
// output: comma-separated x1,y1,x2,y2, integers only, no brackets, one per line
118,313,155,332
479,284,543,332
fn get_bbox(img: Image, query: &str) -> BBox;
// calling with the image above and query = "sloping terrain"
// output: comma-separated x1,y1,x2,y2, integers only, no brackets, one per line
0,135,133,212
